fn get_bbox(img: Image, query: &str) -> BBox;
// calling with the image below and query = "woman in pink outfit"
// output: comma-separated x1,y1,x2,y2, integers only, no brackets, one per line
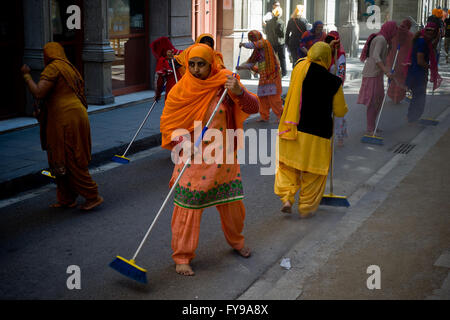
386,19,414,104
357,21,398,135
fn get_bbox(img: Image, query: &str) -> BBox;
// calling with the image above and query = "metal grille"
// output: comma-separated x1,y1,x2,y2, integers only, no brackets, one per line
391,143,416,154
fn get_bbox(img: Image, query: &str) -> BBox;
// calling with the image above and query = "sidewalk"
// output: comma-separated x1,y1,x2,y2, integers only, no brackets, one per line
0,91,160,199
299,129,450,300
239,105,450,300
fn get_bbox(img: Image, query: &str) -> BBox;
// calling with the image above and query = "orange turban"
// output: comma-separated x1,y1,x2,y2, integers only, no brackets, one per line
174,34,225,75
160,44,252,150
188,44,214,65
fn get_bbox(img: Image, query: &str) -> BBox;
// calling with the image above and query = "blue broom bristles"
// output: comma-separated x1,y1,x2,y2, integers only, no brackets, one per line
111,155,130,164
360,135,384,145
320,195,350,207
109,256,147,284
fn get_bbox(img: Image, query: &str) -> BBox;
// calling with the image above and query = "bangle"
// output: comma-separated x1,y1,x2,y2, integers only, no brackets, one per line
23,74,32,82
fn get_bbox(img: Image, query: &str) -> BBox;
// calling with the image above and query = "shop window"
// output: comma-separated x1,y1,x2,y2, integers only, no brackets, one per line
108,0,148,95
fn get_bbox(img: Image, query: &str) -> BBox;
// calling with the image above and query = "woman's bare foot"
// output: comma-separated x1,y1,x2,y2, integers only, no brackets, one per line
79,196,104,211
50,201,77,208
299,211,317,219
176,264,195,276
281,201,292,213
235,246,251,258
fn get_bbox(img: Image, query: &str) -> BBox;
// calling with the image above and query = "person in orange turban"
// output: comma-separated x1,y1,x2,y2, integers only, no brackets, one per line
160,43,260,276
173,33,225,77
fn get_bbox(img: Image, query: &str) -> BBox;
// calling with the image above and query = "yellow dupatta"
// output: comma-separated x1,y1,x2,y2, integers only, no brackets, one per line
277,42,333,174
278,42,332,140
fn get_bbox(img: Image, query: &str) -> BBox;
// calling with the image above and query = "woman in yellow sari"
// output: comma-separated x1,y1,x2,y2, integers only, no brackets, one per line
275,42,347,217
21,42,103,211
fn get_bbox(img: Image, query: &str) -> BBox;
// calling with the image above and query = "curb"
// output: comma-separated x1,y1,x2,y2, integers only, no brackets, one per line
0,133,162,201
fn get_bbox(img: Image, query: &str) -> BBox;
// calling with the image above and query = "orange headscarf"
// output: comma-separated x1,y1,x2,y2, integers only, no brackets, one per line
43,42,87,108
160,43,251,150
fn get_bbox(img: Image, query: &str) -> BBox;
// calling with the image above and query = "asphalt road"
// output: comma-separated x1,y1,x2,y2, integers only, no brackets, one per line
0,78,448,300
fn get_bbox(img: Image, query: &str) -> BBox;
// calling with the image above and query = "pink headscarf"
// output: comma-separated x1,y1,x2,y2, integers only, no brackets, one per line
397,19,412,46
360,21,398,62
404,22,442,90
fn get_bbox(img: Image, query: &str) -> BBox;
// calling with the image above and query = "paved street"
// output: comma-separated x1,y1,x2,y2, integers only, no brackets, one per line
1,72,449,300
1,50,449,301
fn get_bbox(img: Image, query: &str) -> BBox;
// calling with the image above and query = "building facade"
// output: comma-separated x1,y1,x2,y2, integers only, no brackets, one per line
1,0,448,120
1,0,193,120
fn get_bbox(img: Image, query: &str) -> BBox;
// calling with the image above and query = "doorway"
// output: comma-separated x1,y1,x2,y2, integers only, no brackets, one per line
0,2,25,119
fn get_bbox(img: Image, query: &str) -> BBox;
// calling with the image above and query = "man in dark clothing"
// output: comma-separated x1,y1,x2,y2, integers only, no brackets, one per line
265,8,287,77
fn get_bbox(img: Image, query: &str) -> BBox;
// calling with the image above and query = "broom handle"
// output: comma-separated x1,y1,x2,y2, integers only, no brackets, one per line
330,49,338,195
122,100,158,157
131,89,229,261
171,59,178,83
373,44,399,135
236,32,244,68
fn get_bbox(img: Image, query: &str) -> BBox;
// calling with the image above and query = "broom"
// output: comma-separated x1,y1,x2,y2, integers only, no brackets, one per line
361,44,400,145
111,100,158,164
321,49,350,207
41,170,56,180
109,88,230,284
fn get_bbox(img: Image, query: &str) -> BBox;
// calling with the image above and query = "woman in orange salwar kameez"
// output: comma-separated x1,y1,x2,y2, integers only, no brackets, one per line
160,44,260,276
21,42,103,211
237,30,283,122
386,19,414,104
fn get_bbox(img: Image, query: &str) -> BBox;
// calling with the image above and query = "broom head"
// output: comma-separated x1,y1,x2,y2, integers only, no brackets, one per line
419,118,439,126
360,134,384,145
109,256,148,284
321,194,350,207
41,170,56,179
111,155,130,164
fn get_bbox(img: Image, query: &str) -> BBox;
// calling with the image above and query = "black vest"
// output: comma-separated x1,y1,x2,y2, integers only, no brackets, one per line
297,62,342,139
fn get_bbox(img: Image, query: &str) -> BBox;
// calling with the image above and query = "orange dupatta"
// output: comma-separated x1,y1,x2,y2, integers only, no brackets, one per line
160,44,250,150
43,42,87,108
